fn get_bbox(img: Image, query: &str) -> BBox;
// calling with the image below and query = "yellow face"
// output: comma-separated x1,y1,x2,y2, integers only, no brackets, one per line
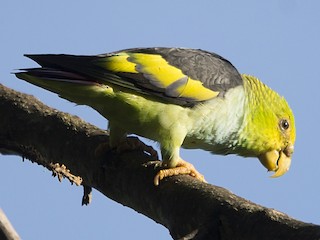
258,114,295,177
241,74,296,177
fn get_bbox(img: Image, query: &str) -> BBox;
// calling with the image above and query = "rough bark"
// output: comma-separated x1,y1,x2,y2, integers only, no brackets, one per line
1,83,319,240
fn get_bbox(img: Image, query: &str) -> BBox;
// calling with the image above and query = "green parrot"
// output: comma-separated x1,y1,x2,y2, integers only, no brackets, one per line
15,47,296,185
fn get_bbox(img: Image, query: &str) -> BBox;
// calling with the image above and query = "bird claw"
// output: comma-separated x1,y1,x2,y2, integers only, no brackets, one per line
95,136,158,159
142,160,162,169
152,159,206,186
116,136,158,159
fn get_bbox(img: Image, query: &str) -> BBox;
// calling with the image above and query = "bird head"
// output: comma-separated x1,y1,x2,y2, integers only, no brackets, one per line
240,75,296,177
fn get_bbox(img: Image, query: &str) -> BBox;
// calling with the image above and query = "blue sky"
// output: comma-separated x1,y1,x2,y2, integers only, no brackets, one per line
1,0,319,239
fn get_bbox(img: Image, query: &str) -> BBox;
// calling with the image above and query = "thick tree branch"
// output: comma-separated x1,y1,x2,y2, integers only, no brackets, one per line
1,83,319,240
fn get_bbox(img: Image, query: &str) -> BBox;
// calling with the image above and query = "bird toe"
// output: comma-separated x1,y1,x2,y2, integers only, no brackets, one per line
153,159,206,186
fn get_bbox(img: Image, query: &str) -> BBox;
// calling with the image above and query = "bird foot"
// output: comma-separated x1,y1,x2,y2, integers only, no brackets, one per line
151,159,206,186
95,136,158,159
116,136,158,159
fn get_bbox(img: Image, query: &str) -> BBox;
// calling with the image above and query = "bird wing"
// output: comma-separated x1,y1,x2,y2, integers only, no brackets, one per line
22,47,243,106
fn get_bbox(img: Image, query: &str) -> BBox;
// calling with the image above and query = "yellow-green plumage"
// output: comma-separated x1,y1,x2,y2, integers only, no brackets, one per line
240,75,295,155
15,47,296,184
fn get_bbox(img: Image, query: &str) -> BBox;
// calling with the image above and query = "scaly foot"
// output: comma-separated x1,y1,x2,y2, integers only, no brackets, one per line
153,159,206,186
116,136,158,159
95,136,158,159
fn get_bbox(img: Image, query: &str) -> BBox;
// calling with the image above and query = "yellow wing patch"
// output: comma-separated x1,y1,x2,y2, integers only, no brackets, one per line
102,52,219,101
128,53,186,88
177,78,219,101
103,53,138,73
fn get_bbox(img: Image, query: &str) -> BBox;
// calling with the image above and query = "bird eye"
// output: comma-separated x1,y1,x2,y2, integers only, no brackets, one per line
280,119,290,131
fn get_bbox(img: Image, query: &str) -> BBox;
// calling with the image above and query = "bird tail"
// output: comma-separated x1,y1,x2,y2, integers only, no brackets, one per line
15,54,117,105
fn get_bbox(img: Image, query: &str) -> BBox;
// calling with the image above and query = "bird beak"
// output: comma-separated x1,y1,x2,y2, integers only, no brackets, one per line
258,144,294,177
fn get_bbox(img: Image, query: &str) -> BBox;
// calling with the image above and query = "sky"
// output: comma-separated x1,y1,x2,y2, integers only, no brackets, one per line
1,0,319,239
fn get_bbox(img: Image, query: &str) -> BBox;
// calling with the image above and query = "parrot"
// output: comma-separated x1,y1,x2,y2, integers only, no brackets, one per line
15,47,296,185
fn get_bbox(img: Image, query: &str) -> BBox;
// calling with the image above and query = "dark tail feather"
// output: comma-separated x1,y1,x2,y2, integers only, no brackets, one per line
23,54,105,81
25,54,96,69
16,68,98,85
16,54,144,95
18,54,140,88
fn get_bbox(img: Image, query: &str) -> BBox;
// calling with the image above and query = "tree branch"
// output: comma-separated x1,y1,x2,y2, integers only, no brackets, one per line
1,83,319,240
0,209,20,240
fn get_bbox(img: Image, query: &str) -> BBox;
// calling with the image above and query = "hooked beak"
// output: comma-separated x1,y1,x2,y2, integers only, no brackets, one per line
258,144,294,177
